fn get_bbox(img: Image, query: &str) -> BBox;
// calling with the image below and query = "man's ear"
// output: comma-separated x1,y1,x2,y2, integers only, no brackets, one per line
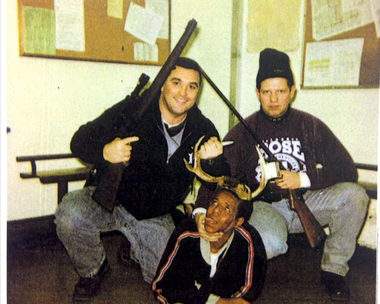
290,85,296,99
235,217,244,227
255,88,260,101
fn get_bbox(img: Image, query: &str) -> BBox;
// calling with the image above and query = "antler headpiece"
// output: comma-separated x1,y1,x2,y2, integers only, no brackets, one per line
184,136,268,201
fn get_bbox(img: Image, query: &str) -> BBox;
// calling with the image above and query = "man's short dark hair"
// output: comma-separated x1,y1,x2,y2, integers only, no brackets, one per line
173,57,202,87
236,198,253,221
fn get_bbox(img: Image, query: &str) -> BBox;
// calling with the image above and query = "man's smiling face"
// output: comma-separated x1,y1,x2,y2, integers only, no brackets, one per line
159,66,200,125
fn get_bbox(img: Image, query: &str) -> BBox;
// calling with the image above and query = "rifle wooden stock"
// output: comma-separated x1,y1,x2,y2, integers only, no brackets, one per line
200,67,326,249
91,19,198,211
289,190,326,248
92,162,127,211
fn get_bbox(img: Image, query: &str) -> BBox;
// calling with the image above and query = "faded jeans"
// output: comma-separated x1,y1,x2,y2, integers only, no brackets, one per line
249,182,369,276
54,186,175,284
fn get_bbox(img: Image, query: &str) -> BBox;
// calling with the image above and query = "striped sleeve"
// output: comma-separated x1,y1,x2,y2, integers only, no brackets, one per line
152,231,200,303
231,226,255,298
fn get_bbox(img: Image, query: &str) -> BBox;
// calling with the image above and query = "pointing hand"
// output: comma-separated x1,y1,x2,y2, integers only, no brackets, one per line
103,136,139,163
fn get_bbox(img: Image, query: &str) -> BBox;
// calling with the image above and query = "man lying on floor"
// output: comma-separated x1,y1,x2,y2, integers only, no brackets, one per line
152,176,267,304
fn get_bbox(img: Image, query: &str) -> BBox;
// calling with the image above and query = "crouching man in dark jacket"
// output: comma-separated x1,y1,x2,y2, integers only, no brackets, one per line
152,177,267,304
54,57,229,302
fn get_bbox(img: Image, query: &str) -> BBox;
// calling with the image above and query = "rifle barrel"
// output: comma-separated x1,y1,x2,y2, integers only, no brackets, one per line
200,66,326,248
199,66,277,163
92,20,198,211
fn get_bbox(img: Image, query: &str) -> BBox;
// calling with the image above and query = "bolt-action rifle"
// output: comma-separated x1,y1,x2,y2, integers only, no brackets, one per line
199,66,326,249
90,19,198,212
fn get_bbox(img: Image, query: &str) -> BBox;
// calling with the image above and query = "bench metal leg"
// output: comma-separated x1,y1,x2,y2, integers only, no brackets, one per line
57,182,68,204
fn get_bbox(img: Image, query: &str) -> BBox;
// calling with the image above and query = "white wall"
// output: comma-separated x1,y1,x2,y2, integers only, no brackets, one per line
7,0,232,220
237,0,378,165
6,0,378,226
235,0,378,248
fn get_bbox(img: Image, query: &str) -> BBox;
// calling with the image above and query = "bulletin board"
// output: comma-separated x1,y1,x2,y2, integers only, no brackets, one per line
301,0,380,88
17,0,171,66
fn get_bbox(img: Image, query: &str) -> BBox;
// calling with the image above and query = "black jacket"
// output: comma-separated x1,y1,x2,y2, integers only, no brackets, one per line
152,219,267,304
71,97,229,220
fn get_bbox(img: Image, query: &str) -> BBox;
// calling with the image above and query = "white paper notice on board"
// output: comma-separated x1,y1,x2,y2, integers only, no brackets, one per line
145,0,169,39
107,0,124,19
312,0,373,40
54,0,85,52
124,2,164,45
133,42,158,62
304,38,364,87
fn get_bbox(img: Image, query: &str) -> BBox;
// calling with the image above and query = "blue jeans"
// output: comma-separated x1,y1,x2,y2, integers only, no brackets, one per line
249,182,369,276
54,186,175,283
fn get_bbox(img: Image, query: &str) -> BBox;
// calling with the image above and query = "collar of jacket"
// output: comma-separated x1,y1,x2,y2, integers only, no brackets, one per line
200,231,235,265
259,106,291,123
149,101,201,135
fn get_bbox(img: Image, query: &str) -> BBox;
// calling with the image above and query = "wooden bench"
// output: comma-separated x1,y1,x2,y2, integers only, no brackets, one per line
16,153,91,204
16,153,377,204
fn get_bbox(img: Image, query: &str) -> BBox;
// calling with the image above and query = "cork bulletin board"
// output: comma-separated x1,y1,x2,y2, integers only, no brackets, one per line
17,0,171,66
302,0,380,88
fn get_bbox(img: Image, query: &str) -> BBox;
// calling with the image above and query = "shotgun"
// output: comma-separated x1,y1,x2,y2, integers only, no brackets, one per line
199,66,326,249
91,19,198,211
288,189,326,248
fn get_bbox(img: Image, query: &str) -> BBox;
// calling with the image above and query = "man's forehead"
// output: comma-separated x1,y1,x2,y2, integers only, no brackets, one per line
170,66,199,81
214,190,239,206
260,77,289,88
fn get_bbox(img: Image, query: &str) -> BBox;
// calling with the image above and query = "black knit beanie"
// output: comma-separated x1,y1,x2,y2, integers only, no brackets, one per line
256,48,294,89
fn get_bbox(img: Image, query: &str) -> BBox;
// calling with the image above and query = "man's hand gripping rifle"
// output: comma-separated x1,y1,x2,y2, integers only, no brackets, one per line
91,19,198,212
199,67,326,249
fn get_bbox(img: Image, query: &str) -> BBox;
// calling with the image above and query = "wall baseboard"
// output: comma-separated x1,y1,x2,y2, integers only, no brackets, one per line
7,215,121,250
7,215,58,250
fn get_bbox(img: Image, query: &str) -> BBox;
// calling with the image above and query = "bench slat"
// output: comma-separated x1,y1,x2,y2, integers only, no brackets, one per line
16,153,76,162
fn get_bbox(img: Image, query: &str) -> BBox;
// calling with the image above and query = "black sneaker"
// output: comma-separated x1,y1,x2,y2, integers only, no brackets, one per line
117,238,139,268
321,271,350,302
72,259,112,302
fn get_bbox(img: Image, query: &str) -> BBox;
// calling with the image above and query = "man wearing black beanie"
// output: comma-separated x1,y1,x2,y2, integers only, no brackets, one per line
194,48,369,302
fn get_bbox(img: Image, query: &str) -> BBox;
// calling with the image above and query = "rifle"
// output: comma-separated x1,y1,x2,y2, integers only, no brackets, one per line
91,19,198,211
199,66,326,249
